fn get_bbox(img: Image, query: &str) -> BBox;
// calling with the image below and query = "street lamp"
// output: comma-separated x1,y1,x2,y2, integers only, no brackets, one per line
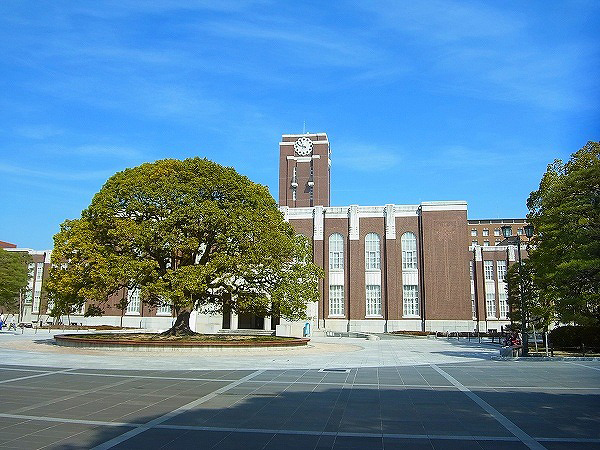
502,224,534,356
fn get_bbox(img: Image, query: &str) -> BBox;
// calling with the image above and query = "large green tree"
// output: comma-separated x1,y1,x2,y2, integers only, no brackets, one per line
526,141,600,326
0,248,31,314
45,158,323,334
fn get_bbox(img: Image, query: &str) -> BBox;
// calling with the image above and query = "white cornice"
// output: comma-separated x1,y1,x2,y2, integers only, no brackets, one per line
280,141,329,146
420,201,467,212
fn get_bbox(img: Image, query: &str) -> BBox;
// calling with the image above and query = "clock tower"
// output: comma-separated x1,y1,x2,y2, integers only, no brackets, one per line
279,133,330,207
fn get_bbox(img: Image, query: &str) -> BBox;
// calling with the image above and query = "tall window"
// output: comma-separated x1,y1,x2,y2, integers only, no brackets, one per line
32,290,41,313
471,229,477,236
497,260,507,282
499,292,508,319
36,264,43,281
401,232,417,270
365,233,381,270
329,233,344,270
366,285,382,316
400,232,417,270
469,261,474,280
484,261,494,280
126,288,141,314
471,293,477,319
329,285,344,316
486,293,497,318
403,285,419,317
483,229,489,236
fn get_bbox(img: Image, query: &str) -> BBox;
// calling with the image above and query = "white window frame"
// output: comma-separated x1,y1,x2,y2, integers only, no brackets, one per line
156,302,172,316
484,260,494,280
36,264,43,281
482,229,489,237
496,260,507,282
471,293,477,320
328,285,344,317
329,233,344,270
483,240,490,246
469,261,474,280
401,232,418,271
471,229,477,237
365,284,382,317
471,240,478,246
402,285,419,317
499,291,509,319
32,289,41,313
494,228,501,236
486,292,497,318
126,288,141,315
365,233,381,270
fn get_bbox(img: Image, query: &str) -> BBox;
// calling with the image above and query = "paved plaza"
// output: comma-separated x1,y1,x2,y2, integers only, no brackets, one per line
0,331,598,449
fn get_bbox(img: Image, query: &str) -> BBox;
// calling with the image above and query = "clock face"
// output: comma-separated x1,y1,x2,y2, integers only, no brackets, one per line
294,137,313,156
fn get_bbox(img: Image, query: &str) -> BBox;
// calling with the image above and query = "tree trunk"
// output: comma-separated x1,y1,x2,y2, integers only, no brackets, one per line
161,310,196,336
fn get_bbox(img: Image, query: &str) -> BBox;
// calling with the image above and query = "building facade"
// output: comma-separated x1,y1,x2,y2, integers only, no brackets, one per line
4,132,530,334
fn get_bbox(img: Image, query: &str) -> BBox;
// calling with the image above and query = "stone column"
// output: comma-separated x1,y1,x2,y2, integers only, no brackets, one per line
263,316,271,331
230,312,239,330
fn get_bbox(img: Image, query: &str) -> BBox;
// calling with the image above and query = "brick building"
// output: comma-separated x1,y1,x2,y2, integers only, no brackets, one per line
277,132,528,333
6,132,529,333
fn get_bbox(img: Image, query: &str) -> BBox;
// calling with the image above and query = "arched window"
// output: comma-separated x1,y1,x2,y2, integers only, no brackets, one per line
365,233,381,270
401,232,417,270
329,233,344,270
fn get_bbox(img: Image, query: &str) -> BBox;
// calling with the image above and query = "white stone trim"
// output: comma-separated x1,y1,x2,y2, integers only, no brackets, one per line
279,206,289,222
349,205,359,240
286,155,321,161
313,205,324,241
281,141,328,146
402,271,418,285
385,204,396,239
329,271,344,285
420,201,468,212
365,271,381,285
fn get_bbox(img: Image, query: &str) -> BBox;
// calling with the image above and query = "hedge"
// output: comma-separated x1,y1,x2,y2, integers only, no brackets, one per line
549,326,600,349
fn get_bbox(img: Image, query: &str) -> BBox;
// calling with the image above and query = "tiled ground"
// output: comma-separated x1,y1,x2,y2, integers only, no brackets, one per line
0,361,598,449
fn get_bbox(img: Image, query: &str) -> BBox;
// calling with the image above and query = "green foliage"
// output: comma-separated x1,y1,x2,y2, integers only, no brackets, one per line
46,158,323,328
527,141,600,326
549,325,600,349
0,248,31,312
505,261,554,332
84,304,104,317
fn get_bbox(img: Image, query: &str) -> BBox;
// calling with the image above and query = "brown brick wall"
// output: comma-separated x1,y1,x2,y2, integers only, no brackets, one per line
421,209,471,320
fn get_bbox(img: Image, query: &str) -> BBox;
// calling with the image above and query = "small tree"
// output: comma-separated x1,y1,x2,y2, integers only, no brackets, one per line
0,249,31,314
46,158,323,335
505,261,554,334
527,141,600,326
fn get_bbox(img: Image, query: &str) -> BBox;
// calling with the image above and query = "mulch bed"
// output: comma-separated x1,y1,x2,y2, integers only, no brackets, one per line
54,333,310,348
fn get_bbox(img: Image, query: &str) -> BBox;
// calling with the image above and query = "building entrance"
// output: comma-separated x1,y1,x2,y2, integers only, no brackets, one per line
238,313,264,330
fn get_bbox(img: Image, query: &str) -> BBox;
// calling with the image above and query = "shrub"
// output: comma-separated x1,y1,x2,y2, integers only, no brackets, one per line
549,326,600,349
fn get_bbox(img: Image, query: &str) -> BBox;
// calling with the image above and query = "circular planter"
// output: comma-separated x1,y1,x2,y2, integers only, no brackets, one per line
54,333,310,352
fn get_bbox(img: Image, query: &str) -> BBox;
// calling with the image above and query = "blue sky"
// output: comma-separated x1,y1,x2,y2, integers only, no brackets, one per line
1,0,598,250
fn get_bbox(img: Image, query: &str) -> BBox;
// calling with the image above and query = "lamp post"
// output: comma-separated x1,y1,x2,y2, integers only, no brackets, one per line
502,224,534,356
